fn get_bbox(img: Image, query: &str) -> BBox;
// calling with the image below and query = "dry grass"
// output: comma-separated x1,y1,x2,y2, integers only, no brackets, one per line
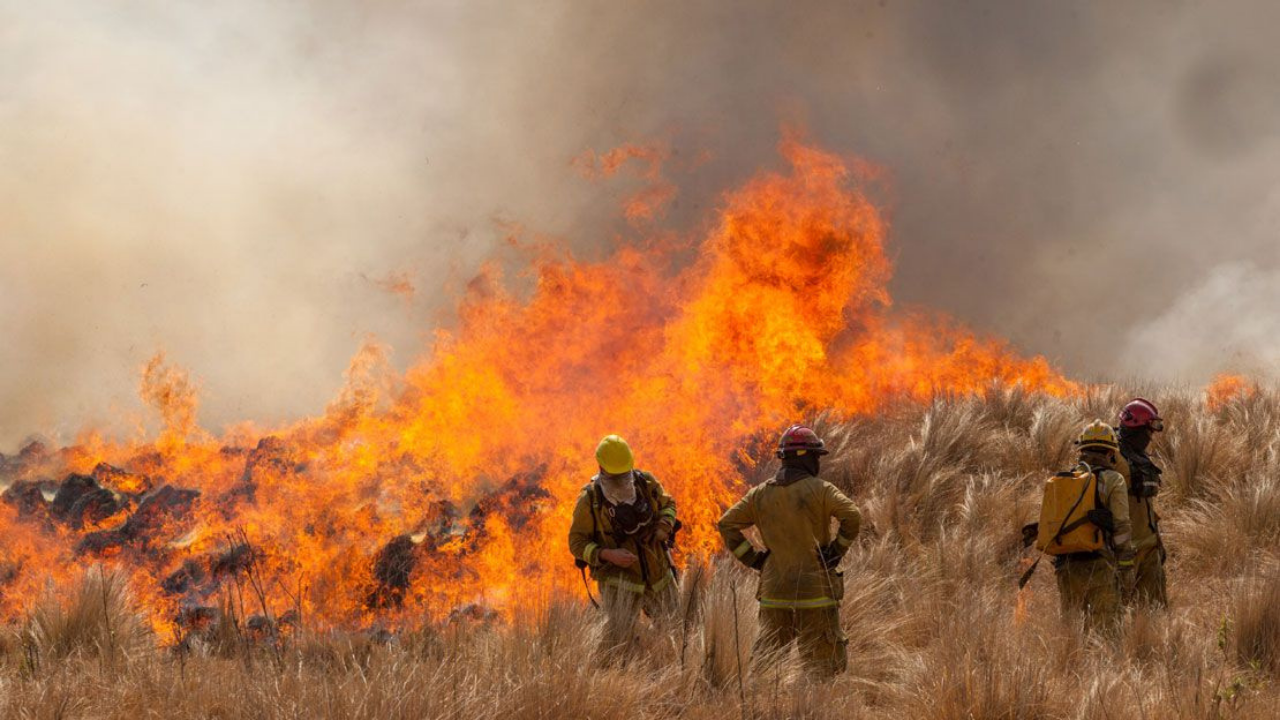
3,383,1280,719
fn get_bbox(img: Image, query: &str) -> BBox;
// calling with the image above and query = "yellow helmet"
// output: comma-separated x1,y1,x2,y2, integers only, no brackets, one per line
1075,420,1119,452
595,435,635,475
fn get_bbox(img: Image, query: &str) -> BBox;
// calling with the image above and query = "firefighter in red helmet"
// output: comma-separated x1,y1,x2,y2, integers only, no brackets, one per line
717,425,861,678
1115,398,1168,607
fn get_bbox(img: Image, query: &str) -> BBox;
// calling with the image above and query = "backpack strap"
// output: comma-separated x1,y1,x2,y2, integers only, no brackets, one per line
574,483,603,609
589,481,604,543
632,470,656,506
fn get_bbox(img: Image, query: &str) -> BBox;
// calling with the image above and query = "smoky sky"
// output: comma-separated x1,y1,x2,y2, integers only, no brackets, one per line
2,0,1279,450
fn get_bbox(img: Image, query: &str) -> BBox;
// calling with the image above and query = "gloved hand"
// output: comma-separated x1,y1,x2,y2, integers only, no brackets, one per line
600,548,639,568
817,543,843,570
749,549,770,571
652,520,673,544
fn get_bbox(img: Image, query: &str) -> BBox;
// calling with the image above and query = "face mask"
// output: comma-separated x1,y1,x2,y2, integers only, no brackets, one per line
776,452,820,483
1120,426,1153,453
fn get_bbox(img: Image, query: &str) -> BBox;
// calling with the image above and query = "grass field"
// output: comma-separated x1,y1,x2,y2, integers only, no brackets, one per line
3,383,1279,719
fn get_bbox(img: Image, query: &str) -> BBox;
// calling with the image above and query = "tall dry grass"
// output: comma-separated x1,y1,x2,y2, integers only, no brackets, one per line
3,383,1280,719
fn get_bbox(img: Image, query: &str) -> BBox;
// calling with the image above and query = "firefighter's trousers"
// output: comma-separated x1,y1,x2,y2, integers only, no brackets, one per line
1131,545,1168,608
1055,554,1121,634
752,605,847,679
596,581,677,664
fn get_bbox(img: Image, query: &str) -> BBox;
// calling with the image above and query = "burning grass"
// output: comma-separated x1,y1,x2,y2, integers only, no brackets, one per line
0,134,1083,635
3,383,1280,718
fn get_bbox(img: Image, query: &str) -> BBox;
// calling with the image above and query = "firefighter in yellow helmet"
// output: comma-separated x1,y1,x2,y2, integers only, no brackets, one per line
717,425,861,679
1053,421,1136,633
1114,398,1168,608
568,435,679,663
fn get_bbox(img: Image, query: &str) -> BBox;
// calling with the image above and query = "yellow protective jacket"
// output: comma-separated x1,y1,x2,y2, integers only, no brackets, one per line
1115,454,1162,556
567,470,677,594
717,473,861,609
1075,452,1136,563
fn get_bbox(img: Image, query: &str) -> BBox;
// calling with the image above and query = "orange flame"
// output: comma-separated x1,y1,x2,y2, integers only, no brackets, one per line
1205,373,1257,412
0,134,1077,632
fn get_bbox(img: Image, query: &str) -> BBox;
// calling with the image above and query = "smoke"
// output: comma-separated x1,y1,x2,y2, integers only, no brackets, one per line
2,0,1278,449
1120,263,1280,381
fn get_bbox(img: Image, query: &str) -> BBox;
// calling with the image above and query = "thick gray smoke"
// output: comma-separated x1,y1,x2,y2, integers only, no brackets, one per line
2,1,1278,449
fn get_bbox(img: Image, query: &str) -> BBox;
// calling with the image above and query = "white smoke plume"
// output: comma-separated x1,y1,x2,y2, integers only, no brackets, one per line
2,0,1278,449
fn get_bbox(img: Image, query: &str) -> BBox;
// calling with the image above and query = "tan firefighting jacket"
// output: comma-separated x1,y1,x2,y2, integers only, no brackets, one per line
717,474,861,609
1115,455,1162,556
568,470,677,595
1078,452,1136,563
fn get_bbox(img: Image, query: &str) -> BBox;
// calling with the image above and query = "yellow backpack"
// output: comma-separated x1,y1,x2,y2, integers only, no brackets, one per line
1035,463,1108,555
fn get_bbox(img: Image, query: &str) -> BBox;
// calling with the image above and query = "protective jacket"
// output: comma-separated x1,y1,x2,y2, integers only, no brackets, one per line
1115,435,1163,557
568,470,677,595
718,471,861,609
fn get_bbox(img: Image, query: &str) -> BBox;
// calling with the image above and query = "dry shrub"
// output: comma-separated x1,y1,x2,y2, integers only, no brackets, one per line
1216,388,1280,452
699,562,756,691
1026,402,1078,474
25,567,151,667
834,548,911,689
1076,384,1130,427
1234,569,1280,677
871,400,995,544
902,589,1064,720
1164,414,1246,500
1172,473,1280,575
0,626,17,667
8,384,1280,718
981,383,1038,432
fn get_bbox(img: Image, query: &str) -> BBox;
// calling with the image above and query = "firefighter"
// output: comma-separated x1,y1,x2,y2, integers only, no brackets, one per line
1053,421,1136,633
1115,398,1168,607
717,425,861,679
568,434,679,663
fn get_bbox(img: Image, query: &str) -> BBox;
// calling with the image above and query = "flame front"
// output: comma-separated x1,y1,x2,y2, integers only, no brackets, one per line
0,135,1076,634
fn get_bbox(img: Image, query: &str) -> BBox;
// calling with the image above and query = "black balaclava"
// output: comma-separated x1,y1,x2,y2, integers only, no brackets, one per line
776,451,820,485
1079,448,1116,469
1118,425,1153,455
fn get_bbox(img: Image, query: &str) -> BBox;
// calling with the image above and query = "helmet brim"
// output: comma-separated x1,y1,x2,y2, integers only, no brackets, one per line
776,448,830,459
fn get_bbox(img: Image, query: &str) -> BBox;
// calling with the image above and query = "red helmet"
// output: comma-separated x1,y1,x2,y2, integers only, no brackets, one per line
1119,398,1164,431
776,425,828,458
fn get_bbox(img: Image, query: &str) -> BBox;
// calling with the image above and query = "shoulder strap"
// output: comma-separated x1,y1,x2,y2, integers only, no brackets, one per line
588,481,602,544
630,470,664,510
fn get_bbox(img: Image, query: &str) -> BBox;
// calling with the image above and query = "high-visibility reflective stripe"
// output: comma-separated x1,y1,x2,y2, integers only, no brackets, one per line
601,575,648,593
599,569,675,595
835,533,854,547
759,596,838,609
583,542,599,565
652,569,675,593
733,541,753,558
661,506,678,519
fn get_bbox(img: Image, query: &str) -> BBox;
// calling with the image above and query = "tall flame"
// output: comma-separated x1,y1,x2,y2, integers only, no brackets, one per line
0,134,1076,633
